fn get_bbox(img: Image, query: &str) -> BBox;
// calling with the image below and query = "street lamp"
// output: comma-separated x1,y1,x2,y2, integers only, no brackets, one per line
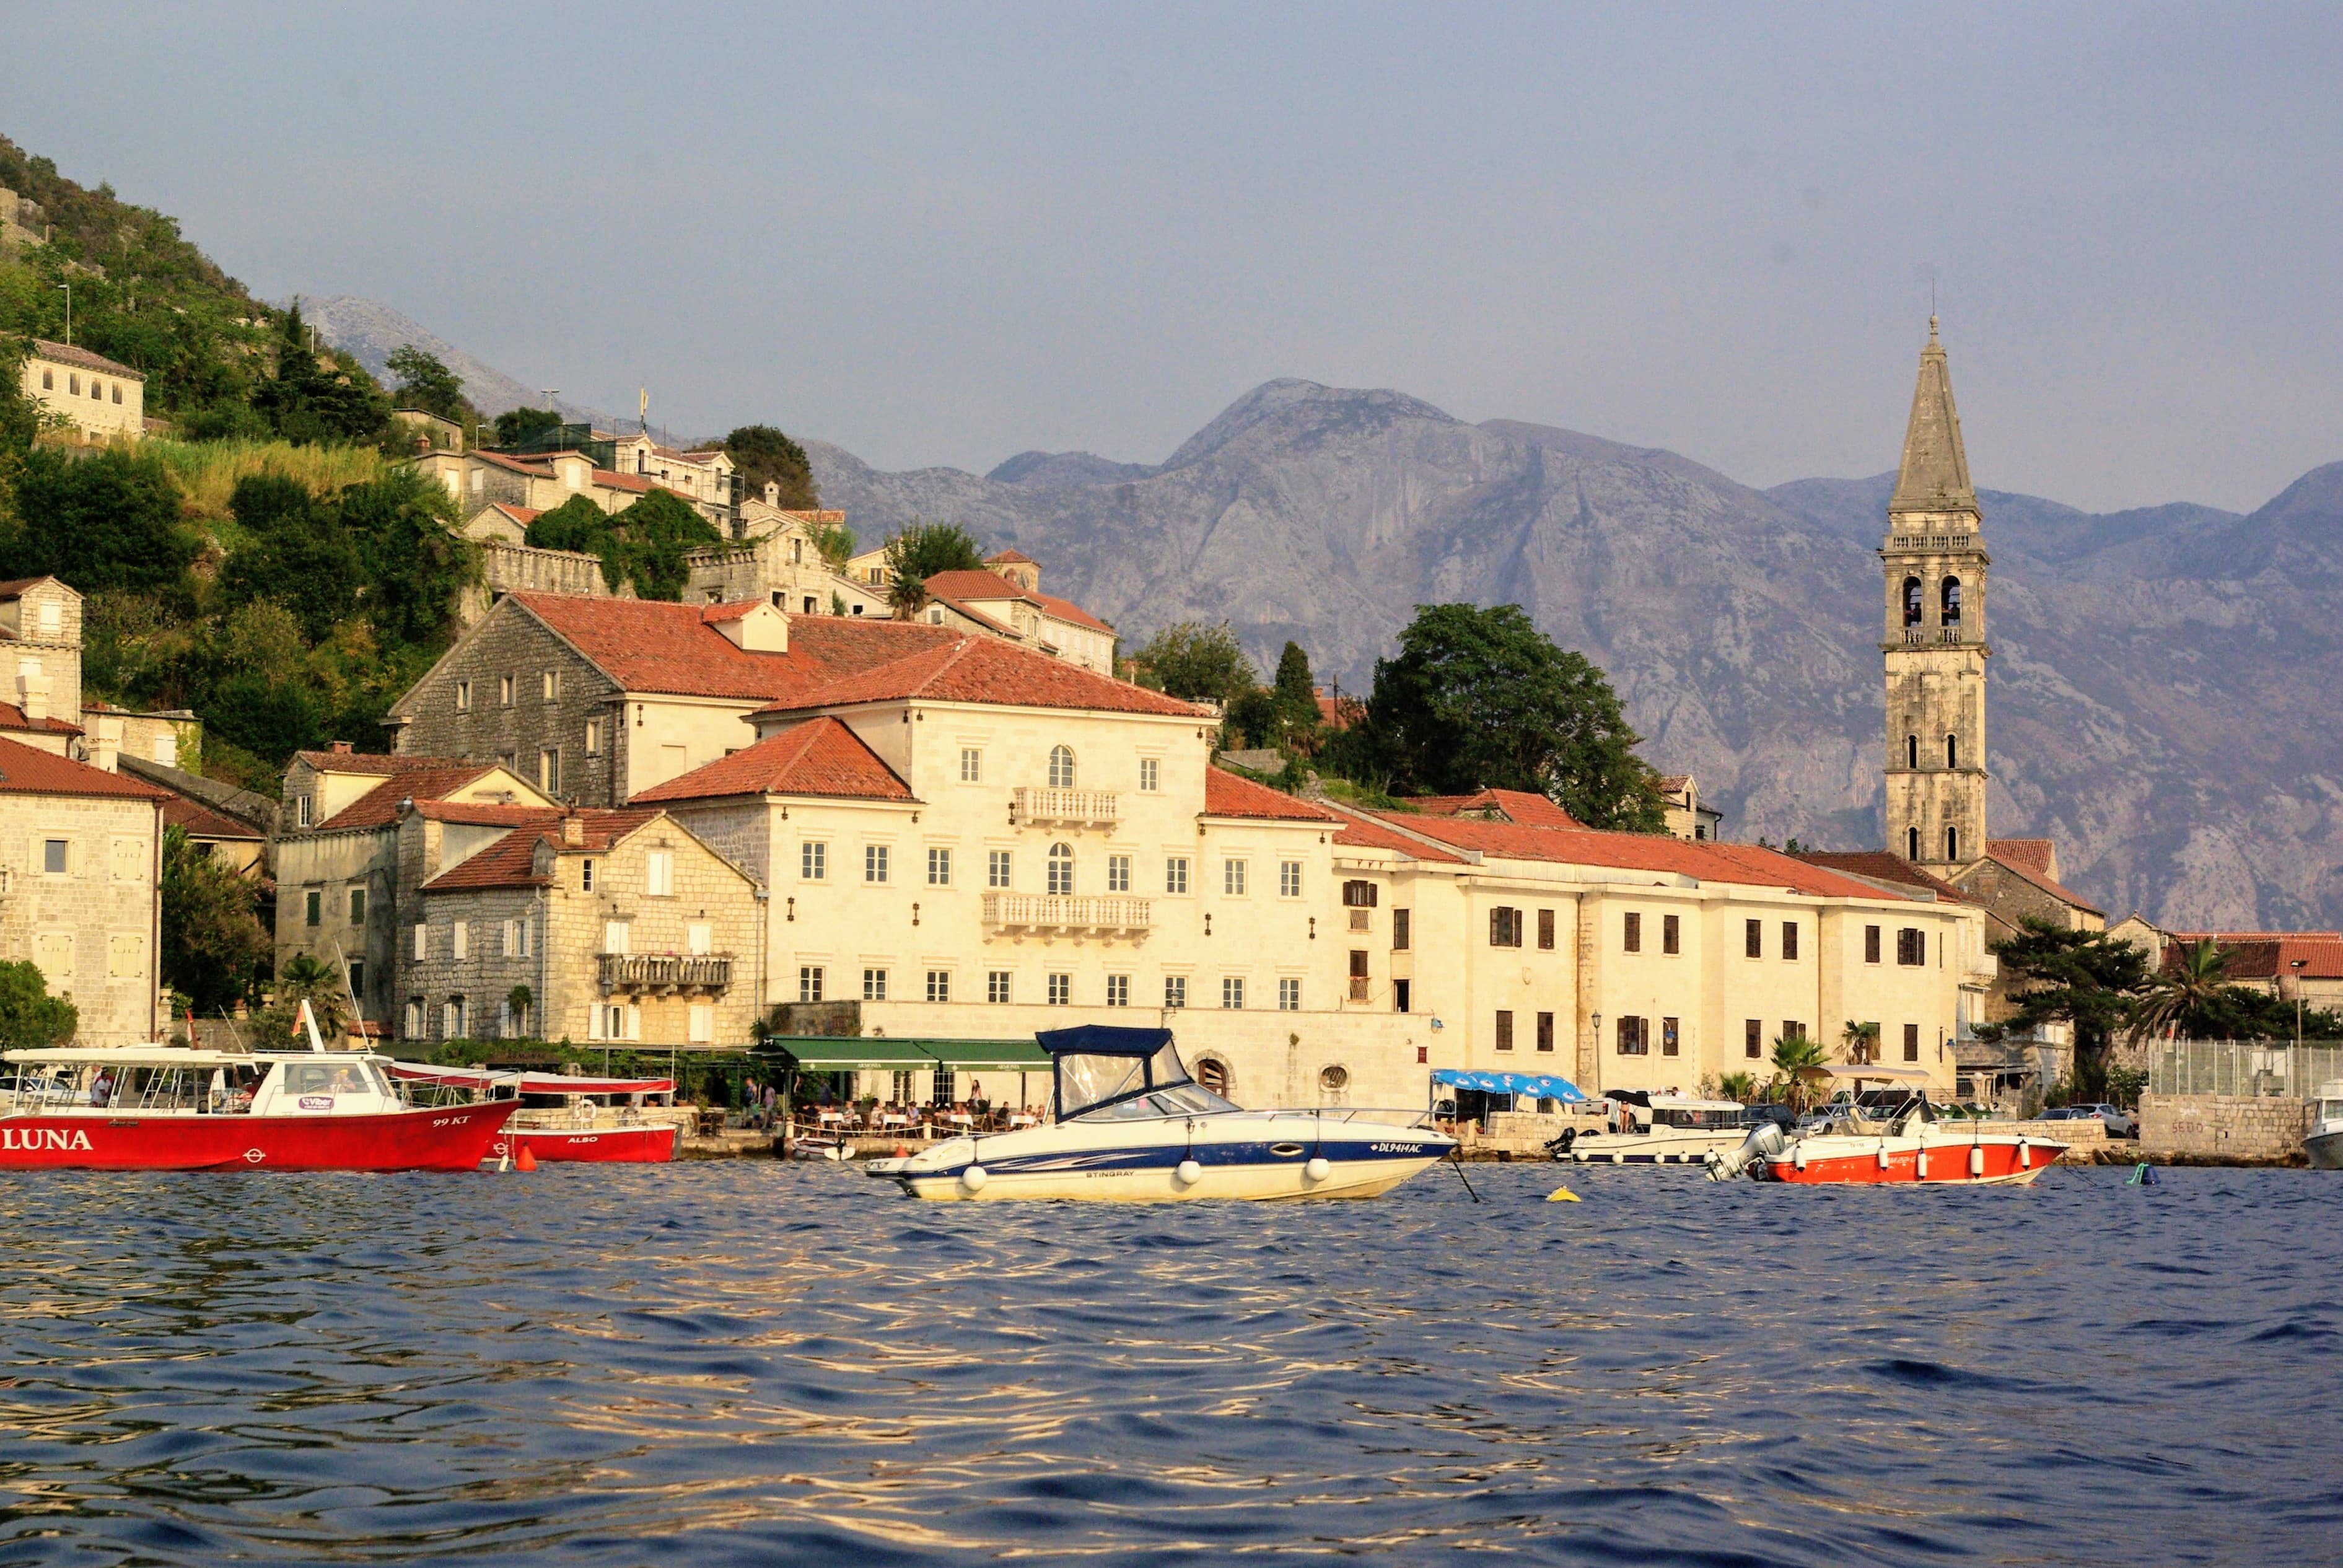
55,283,69,344
2291,958,2308,1048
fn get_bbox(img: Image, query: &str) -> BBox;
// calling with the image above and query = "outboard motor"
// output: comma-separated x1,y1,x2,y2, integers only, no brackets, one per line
1706,1121,1786,1181
1543,1126,1579,1160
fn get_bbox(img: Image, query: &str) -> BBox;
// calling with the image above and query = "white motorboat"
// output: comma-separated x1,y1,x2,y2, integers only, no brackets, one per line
1706,1097,2067,1186
2307,1080,2343,1170
1559,1093,1754,1165
864,1025,1455,1202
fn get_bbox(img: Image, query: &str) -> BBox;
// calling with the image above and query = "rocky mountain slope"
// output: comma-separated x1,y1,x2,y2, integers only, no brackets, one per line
806,379,2343,932
306,296,624,430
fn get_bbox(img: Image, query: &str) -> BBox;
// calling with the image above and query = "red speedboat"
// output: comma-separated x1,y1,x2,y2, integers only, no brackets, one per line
388,1063,686,1164
1707,1098,2069,1186
1,1045,517,1172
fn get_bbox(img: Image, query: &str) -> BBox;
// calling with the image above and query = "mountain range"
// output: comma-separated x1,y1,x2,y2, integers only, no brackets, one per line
313,302,2343,932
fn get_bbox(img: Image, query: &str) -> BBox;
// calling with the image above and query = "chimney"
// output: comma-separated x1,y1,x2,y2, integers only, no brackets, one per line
17,672,49,725
90,715,121,773
561,813,585,846
330,740,353,754
764,481,779,506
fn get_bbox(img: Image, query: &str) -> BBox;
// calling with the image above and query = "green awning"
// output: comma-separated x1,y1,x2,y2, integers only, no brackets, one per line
921,1040,1051,1072
769,1038,1051,1073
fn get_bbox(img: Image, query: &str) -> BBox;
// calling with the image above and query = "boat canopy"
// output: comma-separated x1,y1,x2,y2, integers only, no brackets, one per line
385,1063,673,1096
1035,1027,1199,1119
1821,1063,1934,1082
1035,1026,1173,1056
1430,1068,1587,1102
7,1046,273,1067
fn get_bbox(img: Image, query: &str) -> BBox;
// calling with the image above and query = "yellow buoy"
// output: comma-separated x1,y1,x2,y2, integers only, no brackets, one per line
1546,1185,1580,1202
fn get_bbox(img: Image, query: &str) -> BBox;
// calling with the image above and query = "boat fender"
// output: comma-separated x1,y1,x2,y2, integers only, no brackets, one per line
1877,1142,1890,1170
1969,1143,1984,1177
2019,1140,2032,1170
959,1164,988,1194
1793,1143,1808,1172
1914,1145,1927,1180
1304,1156,1332,1183
1611,1152,1624,1165
1175,1158,1203,1186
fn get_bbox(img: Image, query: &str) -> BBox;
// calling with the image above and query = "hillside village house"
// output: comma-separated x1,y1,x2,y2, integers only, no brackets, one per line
18,339,144,443
1657,775,1723,842
0,576,85,752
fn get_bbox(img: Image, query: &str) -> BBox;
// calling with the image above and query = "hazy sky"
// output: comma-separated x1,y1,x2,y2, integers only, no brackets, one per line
9,2,2340,510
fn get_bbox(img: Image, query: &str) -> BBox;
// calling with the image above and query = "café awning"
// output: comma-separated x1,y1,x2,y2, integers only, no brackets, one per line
1430,1068,1588,1102
771,1038,1052,1073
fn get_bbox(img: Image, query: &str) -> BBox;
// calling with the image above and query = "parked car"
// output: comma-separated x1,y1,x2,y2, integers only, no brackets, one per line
2038,1103,2137,1137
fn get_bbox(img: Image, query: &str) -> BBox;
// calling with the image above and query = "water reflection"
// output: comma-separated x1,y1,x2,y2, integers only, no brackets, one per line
0,1165,2335,1564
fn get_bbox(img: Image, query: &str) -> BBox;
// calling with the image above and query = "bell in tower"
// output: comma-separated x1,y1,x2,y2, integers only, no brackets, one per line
1881,318,1989,870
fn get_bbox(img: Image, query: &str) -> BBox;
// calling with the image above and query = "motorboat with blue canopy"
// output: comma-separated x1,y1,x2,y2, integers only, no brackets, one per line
862,1027,1455,1202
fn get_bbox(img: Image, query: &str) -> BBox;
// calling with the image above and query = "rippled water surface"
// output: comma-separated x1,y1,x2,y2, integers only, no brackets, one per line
1,1162,2337,1566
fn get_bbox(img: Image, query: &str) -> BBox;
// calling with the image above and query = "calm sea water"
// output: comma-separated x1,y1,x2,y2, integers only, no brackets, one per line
0,1161,2335,1566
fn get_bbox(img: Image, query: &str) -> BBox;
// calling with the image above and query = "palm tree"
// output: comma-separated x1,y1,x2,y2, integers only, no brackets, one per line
1719,1070,1757,1103
2130,939,2227,1043
271,953,349,1045
1841,1018,1881,1066
1771,1031,1829,1113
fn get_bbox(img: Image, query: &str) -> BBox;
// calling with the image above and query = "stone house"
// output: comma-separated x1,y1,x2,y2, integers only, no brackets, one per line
406,806,760,1048
0,576,85,751
906,554,1118,673
18,339,144,443
1657,774,1723,842
0,735,168,1045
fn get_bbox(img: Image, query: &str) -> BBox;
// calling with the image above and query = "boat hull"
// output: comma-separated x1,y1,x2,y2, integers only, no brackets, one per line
1570,1129,1748,1165
494,1123,680,1164
2305,1128,2343,1170
879,1115,1454,1202
1759,1132,2068,1186
898,1150,1442,1202
0,1102,517,1173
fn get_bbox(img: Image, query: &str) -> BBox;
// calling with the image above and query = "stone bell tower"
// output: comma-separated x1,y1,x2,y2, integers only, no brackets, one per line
1881,318,1989,872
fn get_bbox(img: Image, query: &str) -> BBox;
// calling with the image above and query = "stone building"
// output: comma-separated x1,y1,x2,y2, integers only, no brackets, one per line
405,806,761,1048
0,735,168,1045
1657,774,1723,842
0,576,85,748
17,339,145,443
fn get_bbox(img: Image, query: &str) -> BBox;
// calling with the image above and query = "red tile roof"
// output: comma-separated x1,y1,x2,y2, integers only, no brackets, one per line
1321,803,1468,862
484,502,540,525
1031,590,1112,636
916,570,1114,636
1382,813,1914,899
164,796,265,840
509,593,957,702
0,576,64,599
30,339,142,379
313,765,507,832
471,450,554,478
1315,692,1364,731
2166,929,2343,944
1795,851,1974,903
593,468,657,493
632,718,915,804
986,549,1036,566
1982,851,2103,916
0,702,84,737
422,808,664,892
294,749,459,776
761,634,1203,719
0,736,170,800
2181,937,2343,982
411,801,561,828
1400,789,1582,828
1987,837,2057,875
1202,768,1339,822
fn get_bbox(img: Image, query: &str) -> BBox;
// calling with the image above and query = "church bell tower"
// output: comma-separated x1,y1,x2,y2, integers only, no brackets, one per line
1881,318,1989,871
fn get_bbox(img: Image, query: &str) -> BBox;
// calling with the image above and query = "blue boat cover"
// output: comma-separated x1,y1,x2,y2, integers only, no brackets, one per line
1429,1068,1588,1102
1035,1025,1175,1057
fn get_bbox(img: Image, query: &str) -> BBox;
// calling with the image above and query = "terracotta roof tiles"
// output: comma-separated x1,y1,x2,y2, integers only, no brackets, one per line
1794,851,1973,903
0,736,170,800
30,339,142,379
313,765,506,832
423,808,663,893
1399,788,1582,828
1202,768,1338,822
293,749,458,776
632,718,915,804
1382,814,1910,899
1321,804,1468,862
0,702,84,737
164,795,266,841
509,592,957,703
760,634,1202,719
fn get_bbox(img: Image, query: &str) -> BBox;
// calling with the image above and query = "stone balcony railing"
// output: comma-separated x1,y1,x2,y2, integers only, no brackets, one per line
598,953,734,994
1011,786,1119,826
981,893,1151,934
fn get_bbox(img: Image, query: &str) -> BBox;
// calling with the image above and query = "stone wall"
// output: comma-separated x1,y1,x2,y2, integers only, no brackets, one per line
2140,1093,2312,1162
460,543,608,626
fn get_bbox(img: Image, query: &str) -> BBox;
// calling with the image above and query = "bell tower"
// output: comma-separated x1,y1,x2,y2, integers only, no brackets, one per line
1881,318,1989,871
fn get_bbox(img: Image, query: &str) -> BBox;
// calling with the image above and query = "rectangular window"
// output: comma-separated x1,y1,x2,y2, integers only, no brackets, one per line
1495,1009,1515,1052
1896,927,1925,966
1783,1020,1805,1046
1048,973,1071,1006
1746,1018,1762,1059
543,670,561,701
1782,921,1800,961
1223,859,1247,896
1164,975,1188,1009
1393,909,1411,951
1536,1011,1555,1053
444,998,466,1038
865,845,890,884
1489,907,1523,947
109,838,141,881
689,1003,714,1044
988,849,1012,888
960,747,982,782
646,849,674,896
1165,857,1189,895
412,923,427,960
1393,978,1411,1013
862,968,888,1002
988,970,1012,1004
347,959,364,1002
405,1000,423,1039
305,889,322,927
1662,1017,1681,1057
1105,974,1130,1007
1538,908,1556,951
926,970,950,1003
1663,914,1680,955
1279,861,1303,898
1279,977,1302,1012
1139,758,1160,792
799,965,825,1003
1865,924,1883,964
927,846,952,887
1616,1015,1650,1056
602,921,628,955
108,934,142,979
1745,919,1763,959
1106,854,1131,893
1904,1023,1920,1062
348,888,367,924
297,794,313,828
686,922,709,956
455,679,471,711
499,674,514,707
802,841,827,880
584,719,603,755
1623,911,1642,953
42,838,66,875
1342,880,1378,908
452,921,468,960
581,859,595,891
1221,976,1245,1010
539,747,559,794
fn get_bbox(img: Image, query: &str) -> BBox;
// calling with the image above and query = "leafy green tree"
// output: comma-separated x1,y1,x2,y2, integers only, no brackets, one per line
1224,688,1280,749
1361,603,1662,831
250,302,391,445
1718,1070,1758,1103
524,493,615,554
0,957,76,1049
1271,641,1323,748
1770,1030,1828,1112
0,337,39,522
880,522,986,616
218,474,362,641
724,424,820,509
810,519,855,568
342,468,477,650
2129,939,2228,1043
160,825,268,1014
1841,1018,1881,1064
386,343,471,423
1995,919,2154,1098
1,445,199,591
610,489,721,601
1136,621,1256,704
493,406,563,447
258,952,349,1048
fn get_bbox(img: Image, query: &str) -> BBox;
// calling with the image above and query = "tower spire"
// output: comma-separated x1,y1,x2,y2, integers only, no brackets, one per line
1889,320,1976,516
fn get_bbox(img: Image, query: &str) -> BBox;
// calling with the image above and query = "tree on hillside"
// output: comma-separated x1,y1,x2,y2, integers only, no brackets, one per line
724,424,820,509
0,958,76,1050
342,468,477,649
493,406,563,447
160,825,268,1014
1995,919,2153,1098
1,445,198,592
250,302,391,446
1359,603,1663,831
1271,641,1324,750
219,475,362,641
1134,622,1256,705
387,344,472,424
810,518,855,568
0,338,37,526
611,489,722,601
880,522,986,616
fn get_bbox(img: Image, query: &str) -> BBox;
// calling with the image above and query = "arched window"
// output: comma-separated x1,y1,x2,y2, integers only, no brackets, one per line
1906,734,1919,769
1941,576,1962,623
1946,734,1958,769
1047,842,1074,895
1196,1057,1231,1098
1907,826,1921,861
1945,826,1960,861
1902,577,1923,626
1048,745,1075,789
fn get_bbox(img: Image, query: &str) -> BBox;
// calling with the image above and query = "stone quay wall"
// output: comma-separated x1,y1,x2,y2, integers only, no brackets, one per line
2140,1093,2312,1163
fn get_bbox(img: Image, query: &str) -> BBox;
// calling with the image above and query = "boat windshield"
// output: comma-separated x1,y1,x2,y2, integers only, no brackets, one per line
1058,1043,1235,1119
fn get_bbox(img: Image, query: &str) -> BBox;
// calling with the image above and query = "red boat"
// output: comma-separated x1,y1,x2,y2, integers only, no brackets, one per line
1708,1101,2070,1186
388,1064,685,1164
1,1046,517,1173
